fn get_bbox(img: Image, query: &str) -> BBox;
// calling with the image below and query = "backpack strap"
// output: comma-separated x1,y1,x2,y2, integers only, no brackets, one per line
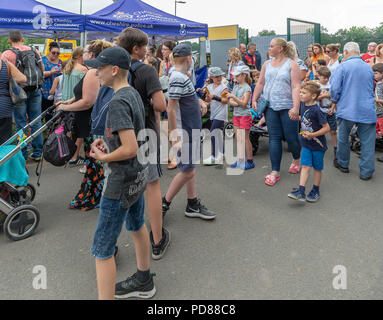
128,61,145,87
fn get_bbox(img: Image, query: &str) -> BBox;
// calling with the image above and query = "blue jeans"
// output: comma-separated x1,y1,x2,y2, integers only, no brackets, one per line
210,119,225,158
337,117,376,177
91,194,145,260
265,108,301,172
13,90,43,158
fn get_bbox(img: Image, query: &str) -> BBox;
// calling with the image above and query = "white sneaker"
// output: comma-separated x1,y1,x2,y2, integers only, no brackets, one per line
79,165,86,174
203,156,216,166
214,153,224,164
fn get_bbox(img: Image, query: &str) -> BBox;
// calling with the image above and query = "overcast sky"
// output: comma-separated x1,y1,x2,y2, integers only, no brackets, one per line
40,0,383,36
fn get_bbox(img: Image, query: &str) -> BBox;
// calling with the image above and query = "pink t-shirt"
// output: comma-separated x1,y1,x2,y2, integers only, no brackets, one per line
1,44,41,65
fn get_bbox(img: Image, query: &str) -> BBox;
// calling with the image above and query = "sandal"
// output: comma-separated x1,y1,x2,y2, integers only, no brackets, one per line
168,158,177,170
265,174,280,186
288,161,301,174
69,156,85,166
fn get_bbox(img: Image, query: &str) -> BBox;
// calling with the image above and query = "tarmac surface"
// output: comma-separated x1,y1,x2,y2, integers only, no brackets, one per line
1,136,382,300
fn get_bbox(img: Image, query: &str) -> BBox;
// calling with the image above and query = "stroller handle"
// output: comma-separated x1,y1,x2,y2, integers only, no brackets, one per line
1,104,59,148
0,109,64,167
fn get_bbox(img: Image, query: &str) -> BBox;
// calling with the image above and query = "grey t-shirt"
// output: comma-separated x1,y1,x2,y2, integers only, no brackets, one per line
233,83,252,117
207,83,228,122
103,86,148,208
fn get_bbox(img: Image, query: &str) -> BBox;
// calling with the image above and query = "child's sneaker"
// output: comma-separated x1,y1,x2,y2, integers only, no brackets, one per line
245,161,255,170
203,156,216,166
162,196,171,218
288,188,306,202
306,189,320,203
231,161,239,168
185,199,216,220
150,228,171,260
115,273,156,299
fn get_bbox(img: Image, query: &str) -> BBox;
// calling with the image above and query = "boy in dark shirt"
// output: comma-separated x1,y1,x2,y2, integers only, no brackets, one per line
85,47,155,300
118,27,169,260
288,81,330,203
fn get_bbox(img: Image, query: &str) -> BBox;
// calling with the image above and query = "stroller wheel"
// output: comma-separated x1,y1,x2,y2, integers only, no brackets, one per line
224,123,235,139
16,184,36,204
4,205,40,241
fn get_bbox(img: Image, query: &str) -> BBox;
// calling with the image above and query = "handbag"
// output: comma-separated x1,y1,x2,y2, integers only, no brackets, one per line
6,61,27,106
256,60,284,114
256,96,269,115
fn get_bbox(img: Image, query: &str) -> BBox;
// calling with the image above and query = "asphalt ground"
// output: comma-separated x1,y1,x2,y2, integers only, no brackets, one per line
0,135,382,300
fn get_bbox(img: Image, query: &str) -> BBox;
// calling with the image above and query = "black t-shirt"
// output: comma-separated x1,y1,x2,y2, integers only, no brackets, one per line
300,102,328,151
130,59,163,155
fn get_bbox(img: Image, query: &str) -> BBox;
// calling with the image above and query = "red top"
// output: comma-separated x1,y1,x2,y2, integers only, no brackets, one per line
361,52,375,64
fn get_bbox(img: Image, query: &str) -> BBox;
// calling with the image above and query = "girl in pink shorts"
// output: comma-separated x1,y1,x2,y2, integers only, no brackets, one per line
227,65,255,170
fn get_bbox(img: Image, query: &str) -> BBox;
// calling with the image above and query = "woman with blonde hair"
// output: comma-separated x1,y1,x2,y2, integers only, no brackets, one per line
326,44,342,73
252,38,302,186
227,47,245,92
57,39,113,211
61,47,88,166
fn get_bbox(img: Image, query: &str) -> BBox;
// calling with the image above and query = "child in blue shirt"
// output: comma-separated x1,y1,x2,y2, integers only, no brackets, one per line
288,81,330,202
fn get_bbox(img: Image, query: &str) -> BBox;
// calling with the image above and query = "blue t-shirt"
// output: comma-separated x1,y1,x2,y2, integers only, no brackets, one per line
91,86,114,136
42,56,62,99
300,102,328,151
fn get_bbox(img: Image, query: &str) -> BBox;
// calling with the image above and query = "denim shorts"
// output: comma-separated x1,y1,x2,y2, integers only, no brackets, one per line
301,147,326,171
326,113,337,131
91,194,145,260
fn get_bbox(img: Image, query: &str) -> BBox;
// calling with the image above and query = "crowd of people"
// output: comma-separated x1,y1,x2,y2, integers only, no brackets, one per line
0,28,382,300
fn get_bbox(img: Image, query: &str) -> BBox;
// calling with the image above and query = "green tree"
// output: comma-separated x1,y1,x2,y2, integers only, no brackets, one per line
239,27,248,45
257,30,276,37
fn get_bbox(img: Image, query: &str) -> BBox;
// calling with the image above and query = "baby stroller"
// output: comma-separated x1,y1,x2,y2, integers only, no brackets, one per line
0,105,63,241
249,109,268,155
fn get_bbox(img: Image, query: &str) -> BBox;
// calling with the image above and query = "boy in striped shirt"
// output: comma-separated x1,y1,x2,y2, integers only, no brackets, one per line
161,44,216,220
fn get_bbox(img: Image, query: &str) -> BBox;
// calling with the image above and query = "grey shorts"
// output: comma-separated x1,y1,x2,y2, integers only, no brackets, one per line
147,163,163,183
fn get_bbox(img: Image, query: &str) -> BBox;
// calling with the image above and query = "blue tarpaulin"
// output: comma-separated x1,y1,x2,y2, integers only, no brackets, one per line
85,0,208,41
0,0,85,39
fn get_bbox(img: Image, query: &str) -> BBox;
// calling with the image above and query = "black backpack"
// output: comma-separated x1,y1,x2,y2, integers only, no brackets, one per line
43,114,76,167
9,46,44,90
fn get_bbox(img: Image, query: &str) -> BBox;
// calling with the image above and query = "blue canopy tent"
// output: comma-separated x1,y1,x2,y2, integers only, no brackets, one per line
0,0,85,39
85,0,208,42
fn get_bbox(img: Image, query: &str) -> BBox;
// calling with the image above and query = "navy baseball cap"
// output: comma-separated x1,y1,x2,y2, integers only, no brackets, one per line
84,47,131,70
173,43,192,58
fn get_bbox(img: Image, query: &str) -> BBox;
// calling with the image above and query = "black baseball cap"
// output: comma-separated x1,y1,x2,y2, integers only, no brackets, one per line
173,43,192,58
84,46,131,70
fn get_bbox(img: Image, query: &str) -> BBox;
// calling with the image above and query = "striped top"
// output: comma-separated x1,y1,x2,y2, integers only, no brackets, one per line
0,60,12,119
168,70,201,142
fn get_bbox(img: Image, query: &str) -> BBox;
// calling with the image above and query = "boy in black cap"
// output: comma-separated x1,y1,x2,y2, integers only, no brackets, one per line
162,43,217,220
85,46,155,300
117,27,169,261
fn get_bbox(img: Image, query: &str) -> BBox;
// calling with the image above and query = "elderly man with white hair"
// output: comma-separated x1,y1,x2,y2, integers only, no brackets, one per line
330,42,377,180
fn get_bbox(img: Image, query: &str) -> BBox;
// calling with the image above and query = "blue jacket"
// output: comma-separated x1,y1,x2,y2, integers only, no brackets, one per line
330,55,376,124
